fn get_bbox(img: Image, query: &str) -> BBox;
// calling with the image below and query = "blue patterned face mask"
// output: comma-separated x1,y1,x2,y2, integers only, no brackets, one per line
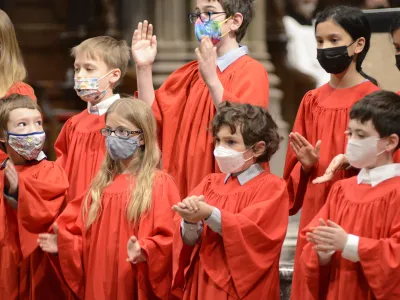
74,70,113,103
105,135,141,161
194,16,231,45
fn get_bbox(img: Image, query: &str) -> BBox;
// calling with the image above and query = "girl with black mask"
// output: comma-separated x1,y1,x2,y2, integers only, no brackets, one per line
283,6,380,300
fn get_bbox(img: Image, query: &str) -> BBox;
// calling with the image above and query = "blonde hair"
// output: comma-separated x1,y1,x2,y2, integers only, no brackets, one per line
0,10,27,97
71,36,130,87
0,94,41,152
83,97,161,228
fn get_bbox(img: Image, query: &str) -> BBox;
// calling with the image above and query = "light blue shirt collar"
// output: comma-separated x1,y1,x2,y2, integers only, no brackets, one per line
217,46,248,72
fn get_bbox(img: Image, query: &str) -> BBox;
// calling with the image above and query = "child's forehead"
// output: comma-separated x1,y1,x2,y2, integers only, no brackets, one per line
196,0,223,9
8,108,41,121
74,50,106,66
349,119,376,131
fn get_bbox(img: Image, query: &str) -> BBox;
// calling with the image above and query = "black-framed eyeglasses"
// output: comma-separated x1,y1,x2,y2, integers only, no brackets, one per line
188,11,226,24
100,128,143,139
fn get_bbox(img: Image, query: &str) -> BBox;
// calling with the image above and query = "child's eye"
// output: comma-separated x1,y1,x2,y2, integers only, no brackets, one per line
36,121,42,126
227,140,236,145
17,122,26,127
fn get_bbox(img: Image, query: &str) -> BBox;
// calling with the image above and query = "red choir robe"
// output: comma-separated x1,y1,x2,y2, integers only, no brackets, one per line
0,159,70,299
55,110,107,203
172,171,289,299
57,171,179,300
0,82,37,163
148,56,269,198
283,81,379,299
300,176,400,299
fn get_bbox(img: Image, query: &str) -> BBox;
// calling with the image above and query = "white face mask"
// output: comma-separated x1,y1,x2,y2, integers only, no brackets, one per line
214,146,253,174
345,136,385,169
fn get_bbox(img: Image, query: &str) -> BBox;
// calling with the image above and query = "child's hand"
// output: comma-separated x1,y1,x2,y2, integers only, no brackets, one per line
310,220,348,252
289,132,321,173
313,154,349,184
127,236,146,264
172,196,213,223
4,160,18,198
131,20,157,68
195,37,218,86
38,223,59,254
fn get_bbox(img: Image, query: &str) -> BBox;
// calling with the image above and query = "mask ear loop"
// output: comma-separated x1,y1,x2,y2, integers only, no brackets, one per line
219,16,232,38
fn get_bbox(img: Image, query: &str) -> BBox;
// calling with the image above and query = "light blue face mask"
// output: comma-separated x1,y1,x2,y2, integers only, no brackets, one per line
105,135,141,161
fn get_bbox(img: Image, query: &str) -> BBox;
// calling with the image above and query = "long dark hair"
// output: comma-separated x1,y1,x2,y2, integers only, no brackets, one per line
315,5,378,86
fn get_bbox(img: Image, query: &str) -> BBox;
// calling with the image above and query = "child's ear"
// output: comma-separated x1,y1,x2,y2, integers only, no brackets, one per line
109,69,121,85
0,132,6,143
252,141,266,158
386,133,399,152
139,134,145,146
354,37,366,55
230,12,244,33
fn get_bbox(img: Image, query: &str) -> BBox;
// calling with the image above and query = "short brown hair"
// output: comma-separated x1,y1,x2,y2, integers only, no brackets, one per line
0,94,42,152
218,0,255,42
71,36,130,87
212,101,281,163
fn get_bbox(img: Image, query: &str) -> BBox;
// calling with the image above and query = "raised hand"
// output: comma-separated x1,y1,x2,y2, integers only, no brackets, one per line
195,37,218,86
4,159,18,198
289,132,321,173
38,223,59,254
313,154,349,184
131,20,157,68
127,236,146,264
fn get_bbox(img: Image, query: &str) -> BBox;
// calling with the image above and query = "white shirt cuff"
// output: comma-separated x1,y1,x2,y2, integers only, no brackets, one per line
181,220,203,246
342,234,360,262
204,208,222,235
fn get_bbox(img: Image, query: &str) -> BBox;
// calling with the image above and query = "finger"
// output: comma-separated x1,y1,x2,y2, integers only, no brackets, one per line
315,140,322,155
188,198,199,211
151,35,157,49
289,142,300,155
177,202,187,209
141,21,148,40
319,219,328,226
198,195,205,202
53,223,59,234
295,132,311,147
147,23,153,40
314,244,335,252
290,133,303,148
327,220,341,229
195,48,202,62
38,233,51,240
314,228,336,237
137,22,143,40
312,174,332,184
311,234,333,245
132,30,139,45
129,236,138,243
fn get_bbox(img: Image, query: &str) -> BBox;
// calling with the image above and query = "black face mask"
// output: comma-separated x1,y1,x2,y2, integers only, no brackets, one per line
317,43,355,74
395,54,400,71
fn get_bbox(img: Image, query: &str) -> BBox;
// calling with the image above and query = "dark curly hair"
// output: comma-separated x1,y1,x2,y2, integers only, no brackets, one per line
212,101,281,163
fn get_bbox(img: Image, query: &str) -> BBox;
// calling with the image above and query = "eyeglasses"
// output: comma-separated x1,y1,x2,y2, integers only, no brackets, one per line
100,128,143,139
188,11,226,24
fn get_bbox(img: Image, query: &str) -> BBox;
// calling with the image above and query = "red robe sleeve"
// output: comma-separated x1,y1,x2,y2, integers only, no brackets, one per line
17,162,69,259
221,59,269,108
283,91,314,215
57,193,85,299
358,203,400,299
5,82,37,102
136,173,180,299
54,117,74,168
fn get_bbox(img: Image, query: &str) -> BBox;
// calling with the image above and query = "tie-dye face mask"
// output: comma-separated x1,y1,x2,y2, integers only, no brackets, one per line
194,16,231,45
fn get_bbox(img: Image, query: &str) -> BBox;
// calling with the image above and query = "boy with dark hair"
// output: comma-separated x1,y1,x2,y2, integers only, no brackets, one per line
131,0,270,198
301,90,400,299
172,102,288,299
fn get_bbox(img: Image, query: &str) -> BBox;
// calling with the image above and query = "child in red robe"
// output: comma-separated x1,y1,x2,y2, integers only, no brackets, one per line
131,0,269,198
171,102,288,299
55,36,130,203
38,98,180,300
283,6,380,299
301,90,400,299
0,94,69,299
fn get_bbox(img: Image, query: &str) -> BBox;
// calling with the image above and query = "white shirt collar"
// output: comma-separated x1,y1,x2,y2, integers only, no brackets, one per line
87,94,120,116
36,151,47,161
357,164,400,187
217,46,248,72
224,163,264,185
